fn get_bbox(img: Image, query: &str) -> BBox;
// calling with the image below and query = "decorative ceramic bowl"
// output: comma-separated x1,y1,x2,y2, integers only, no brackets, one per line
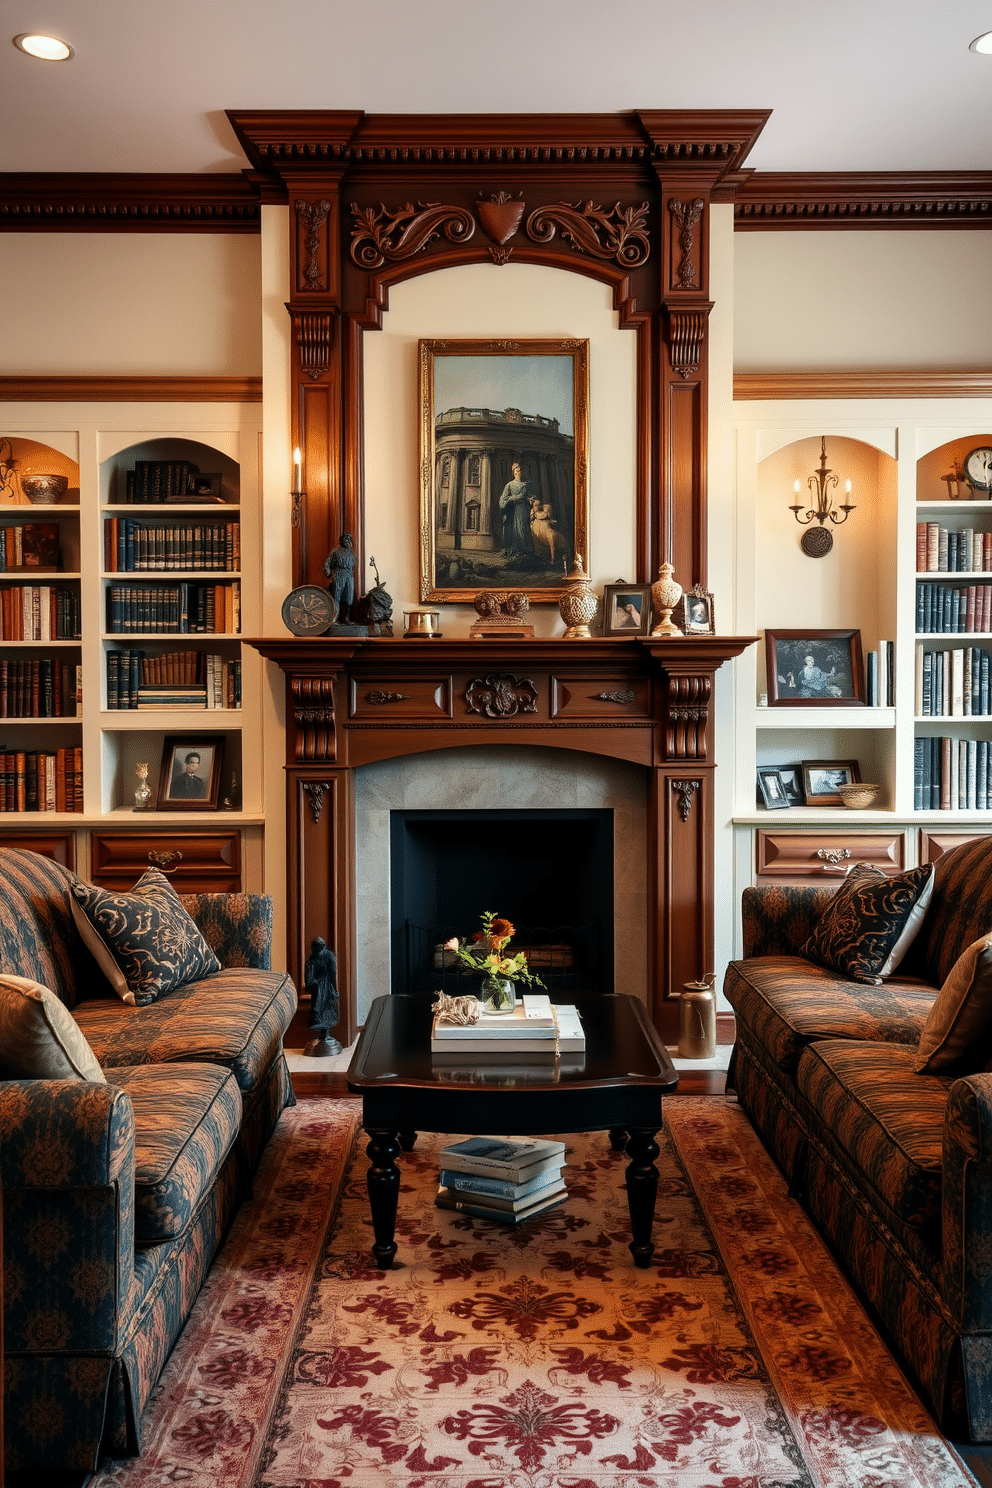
835,783,880,810
20,472,68,504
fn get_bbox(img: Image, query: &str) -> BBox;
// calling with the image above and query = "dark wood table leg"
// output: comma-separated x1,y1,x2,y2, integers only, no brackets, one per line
365,1128,401,1269
624,1126,660,1268
398,1129,418,1151
608,1126,628,1151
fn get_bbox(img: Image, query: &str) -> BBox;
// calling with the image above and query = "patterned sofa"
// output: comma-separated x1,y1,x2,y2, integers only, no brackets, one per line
0,847,297,1472
724,834,992,1442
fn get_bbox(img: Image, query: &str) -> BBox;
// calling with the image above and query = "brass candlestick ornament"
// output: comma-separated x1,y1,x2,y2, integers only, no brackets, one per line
650,562,683,637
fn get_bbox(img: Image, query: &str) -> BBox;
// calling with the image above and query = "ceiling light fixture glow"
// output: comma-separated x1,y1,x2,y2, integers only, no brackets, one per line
13,33,74,61
970,31,992,54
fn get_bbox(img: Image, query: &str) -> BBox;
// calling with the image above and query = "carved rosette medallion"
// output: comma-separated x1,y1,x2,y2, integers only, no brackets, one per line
526,200,651,266
668,197,705,289
295,198,332,290
465,673,539,719
349,201,476,268
302,781,329,825
672,779,701,823
291,677,336,762
665,674,712,759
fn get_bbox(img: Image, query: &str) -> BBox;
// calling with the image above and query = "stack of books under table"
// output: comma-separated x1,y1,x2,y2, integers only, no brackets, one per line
436,1136,568,1226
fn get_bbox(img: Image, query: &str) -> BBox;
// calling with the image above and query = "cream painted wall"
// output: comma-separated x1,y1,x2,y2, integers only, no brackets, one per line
0,234,262,375
734,231,992,370
362,262,637,632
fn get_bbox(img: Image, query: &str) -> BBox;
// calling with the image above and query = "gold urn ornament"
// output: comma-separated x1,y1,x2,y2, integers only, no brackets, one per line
558,556,598,640
650,561,683,637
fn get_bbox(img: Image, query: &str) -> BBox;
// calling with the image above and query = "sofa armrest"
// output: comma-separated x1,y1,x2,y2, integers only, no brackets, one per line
942,1073,992,1330
180,891,273,970
741,884,836,958
0,1079,136,1352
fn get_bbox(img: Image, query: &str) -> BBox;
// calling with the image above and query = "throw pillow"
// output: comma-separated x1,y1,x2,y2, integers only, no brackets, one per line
914,935,992,1074
70,868,220,1006
803,861,935,986
0,973,105,1081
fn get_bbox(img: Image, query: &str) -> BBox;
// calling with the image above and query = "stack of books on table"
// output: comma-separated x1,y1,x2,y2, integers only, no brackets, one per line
436,1136,567,1226
431,993,585,1060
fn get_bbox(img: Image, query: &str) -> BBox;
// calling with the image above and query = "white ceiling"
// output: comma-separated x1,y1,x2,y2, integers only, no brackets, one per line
2,0,991,177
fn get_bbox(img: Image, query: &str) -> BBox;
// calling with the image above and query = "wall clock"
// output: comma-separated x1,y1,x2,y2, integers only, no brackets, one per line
281,585,337,636
964,446,992,495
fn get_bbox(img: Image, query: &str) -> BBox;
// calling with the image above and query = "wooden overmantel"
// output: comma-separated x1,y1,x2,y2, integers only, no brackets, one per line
247,633,755,1044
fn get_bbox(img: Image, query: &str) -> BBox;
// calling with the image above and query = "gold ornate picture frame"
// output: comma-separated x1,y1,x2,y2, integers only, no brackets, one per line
419,338,589,603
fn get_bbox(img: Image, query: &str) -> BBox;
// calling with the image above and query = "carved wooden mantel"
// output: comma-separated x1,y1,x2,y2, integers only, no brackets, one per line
247,634,755,1045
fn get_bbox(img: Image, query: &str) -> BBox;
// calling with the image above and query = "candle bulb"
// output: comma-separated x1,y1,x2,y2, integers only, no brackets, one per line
292,447,302,495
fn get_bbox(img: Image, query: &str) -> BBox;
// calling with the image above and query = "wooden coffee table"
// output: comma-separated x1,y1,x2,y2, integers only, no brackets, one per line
346,993,678,1270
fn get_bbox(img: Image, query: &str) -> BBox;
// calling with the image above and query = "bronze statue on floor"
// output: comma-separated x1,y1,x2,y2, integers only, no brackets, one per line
304,936,342,1057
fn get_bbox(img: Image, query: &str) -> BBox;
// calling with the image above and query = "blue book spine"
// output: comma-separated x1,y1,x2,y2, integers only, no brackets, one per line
914,737,924,811
916,583,925,633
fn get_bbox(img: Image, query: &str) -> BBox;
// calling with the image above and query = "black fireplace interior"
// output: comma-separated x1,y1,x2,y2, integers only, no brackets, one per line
389,808,614,997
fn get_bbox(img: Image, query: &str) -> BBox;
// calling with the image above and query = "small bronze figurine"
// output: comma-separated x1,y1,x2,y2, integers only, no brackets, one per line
323,533,357,623
304,936,342,1057
353,555,393,636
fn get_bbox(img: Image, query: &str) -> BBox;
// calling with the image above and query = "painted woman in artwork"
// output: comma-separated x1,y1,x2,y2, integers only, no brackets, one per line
498,462,534,556
529,496,560,566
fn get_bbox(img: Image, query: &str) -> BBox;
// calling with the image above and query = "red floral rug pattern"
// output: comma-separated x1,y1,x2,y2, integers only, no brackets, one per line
91,1097,976,1488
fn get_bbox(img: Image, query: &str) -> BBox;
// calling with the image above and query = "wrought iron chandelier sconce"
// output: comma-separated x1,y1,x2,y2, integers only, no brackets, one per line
789,436,855,558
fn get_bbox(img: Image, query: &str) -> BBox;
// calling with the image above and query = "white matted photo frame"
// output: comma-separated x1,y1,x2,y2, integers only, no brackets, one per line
603,582,652,637
419,338,589,604
157,735,224,811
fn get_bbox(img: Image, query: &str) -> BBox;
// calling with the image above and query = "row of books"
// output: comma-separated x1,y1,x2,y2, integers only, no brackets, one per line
0,659,81,718
435,1136,568,1226
106,649,241,710
0,747,83,813
915,646,992,717
865,641,895,706
0,524,61,573
106,583,240,635
104,518,240,573
916,582,992,635
0,586,81,641
431,995,585,1056
914,736,992,811
916,524,992,574
123,460,200,502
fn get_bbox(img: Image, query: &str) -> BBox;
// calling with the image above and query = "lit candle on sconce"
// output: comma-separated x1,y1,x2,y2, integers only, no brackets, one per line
292,447,302,496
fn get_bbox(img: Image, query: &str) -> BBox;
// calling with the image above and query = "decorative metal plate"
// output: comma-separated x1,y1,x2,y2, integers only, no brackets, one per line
281,585,338,636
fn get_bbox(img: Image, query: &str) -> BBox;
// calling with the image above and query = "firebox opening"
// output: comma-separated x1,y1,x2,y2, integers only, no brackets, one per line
389,808,614,997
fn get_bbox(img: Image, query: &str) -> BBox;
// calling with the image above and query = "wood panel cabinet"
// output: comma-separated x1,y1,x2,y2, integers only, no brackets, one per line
90,829,241,891
756,829,905,885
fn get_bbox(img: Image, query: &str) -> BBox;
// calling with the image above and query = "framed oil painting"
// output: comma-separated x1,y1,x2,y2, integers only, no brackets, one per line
157,735,224,811
765,629,865,707
419,338,589,603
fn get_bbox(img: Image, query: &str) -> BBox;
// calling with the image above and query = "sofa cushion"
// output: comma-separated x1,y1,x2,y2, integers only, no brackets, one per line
803,861,934,985
0,848,105,1009
106,1062,242,1244
796,1039,951,1232
71,869,220,1006
907,835,992,988
724,955,935,1076
913,935,992,1074
73,967,297,1094
0,973,105,1081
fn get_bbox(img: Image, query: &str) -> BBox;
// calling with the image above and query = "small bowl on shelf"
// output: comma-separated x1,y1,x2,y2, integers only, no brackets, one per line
835,783,881,810
20,472,69,504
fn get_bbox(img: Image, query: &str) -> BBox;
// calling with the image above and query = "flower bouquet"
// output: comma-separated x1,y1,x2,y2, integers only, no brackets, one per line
444,910,545,1014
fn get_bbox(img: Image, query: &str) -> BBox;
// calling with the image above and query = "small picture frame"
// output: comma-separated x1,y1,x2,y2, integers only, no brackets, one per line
679,583,716,635
777,765,806,807
603,582,652,637
802,758,861,807
157,735,225,811
765,629,865,707
757,767,789,810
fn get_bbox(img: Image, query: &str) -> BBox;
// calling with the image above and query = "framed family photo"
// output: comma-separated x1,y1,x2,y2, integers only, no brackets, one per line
603,581,652,637
157,735,224,811
679,583,716,635
419,338,589,604
802,758,861,807
756,767,789,810
765,628,865,707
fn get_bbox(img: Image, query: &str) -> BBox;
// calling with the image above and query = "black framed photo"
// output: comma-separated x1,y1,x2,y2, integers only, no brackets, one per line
603,582,652,637
757,767,789,810
157,735,224,811
802,758,861,807
778,766,806,807
679,582,716,635
765,629,864,707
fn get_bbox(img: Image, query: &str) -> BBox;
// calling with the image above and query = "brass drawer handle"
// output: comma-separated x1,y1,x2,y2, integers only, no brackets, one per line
816,846,851,875
148,849,183,873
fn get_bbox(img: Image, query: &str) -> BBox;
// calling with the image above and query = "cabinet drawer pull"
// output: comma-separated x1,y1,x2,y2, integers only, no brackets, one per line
148,849,183,873
816,847,851,866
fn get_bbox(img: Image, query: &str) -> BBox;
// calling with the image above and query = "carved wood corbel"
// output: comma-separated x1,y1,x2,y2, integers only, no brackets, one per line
291,677,336,761
290,309,337,382
665,303,712,380
664,673,712,759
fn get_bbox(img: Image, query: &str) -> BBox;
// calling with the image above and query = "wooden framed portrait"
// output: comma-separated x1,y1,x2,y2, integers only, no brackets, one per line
765,628,864,707
419,338,589,604
756,767,789,810
678,582,716,635
157,735,224,811
802,758,861,807
603,582,651,637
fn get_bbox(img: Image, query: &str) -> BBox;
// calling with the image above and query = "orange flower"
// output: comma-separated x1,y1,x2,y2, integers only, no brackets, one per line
491,917,515,942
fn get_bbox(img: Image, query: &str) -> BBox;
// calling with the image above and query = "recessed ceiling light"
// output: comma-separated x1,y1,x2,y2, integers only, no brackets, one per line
13,33,74,61
970,30,992,54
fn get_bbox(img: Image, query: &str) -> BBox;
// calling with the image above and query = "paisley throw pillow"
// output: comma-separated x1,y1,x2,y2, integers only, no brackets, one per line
803,861,935,986
71,868,220,1005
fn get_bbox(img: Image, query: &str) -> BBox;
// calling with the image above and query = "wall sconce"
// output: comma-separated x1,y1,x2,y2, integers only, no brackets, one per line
789,436,855,557
0,438,20,501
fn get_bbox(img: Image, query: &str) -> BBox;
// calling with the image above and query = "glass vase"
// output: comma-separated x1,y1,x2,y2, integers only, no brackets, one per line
481,975,516,1014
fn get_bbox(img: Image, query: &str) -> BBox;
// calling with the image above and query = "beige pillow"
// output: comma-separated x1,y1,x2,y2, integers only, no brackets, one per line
914,936,992,1074
0,973,105,1081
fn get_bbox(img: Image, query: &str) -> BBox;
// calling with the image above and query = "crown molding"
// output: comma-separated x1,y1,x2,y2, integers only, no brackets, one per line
0,376,262,402
735,172,992,229
733,370,992,400
0,173,261,231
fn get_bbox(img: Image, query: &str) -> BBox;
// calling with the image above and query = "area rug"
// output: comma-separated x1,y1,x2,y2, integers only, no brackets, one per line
90,1097,977,1488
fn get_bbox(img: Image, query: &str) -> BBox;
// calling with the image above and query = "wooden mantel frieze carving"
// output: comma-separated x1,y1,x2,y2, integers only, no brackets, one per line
465,673,539,719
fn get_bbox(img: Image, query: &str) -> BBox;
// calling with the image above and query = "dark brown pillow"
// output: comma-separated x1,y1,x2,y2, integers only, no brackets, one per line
803,861,935,986
914,936,992,1074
